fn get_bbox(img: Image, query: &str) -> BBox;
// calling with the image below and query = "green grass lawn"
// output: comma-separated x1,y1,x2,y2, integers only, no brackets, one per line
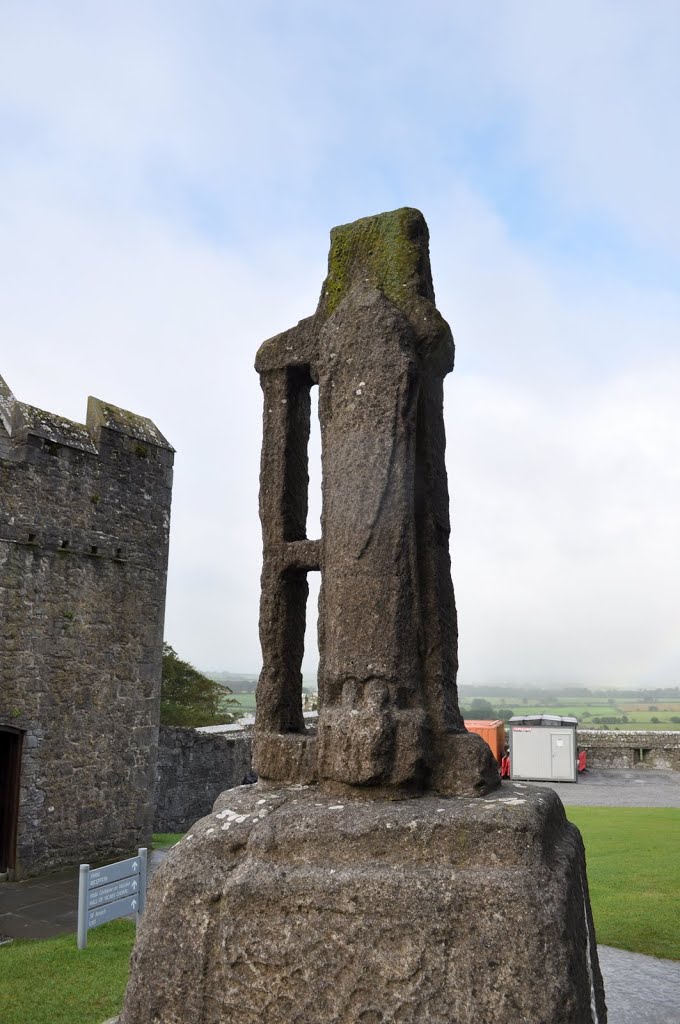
0,920,135,1024
151,832,184,850
1,810,677,1024
567,807,680,960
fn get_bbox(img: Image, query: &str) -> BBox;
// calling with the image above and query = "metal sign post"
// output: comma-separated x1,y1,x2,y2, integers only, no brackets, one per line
77,847,147,949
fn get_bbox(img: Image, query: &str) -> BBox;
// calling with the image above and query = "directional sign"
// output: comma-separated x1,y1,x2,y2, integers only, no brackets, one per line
78,847,147,949
87,894,139,928
88,875,140,909
89,854,141,889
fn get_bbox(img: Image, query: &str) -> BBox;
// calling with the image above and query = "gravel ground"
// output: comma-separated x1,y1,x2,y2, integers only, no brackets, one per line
516,768,680,807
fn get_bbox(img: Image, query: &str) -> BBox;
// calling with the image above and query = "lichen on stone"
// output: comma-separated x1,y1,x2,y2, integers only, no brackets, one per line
321,207,433,319
17,403,98,453
87,398,174,450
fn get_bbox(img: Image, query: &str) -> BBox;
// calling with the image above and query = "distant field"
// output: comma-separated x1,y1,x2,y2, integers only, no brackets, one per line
472,697,680,731
230,691,257,713
621,702,680,712
229,690,317,717
224,691,680,729
152,833,184,849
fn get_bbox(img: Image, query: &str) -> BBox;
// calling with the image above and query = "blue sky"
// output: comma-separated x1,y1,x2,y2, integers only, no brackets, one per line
2,2,679,685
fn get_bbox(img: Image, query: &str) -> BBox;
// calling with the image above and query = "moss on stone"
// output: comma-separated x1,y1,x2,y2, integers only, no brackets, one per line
87,397,174,450
103,404,152,434
322,207,429,318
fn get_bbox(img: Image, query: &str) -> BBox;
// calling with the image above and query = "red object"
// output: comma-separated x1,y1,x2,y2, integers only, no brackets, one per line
500,755,511,778
578,751,587,773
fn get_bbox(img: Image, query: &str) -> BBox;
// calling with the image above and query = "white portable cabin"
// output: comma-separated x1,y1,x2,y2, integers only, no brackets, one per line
509,715,578,783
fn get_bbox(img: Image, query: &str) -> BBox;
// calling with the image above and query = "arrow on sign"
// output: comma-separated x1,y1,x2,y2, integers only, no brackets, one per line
132,880,138,891
131,899,137,910
132,861,138,871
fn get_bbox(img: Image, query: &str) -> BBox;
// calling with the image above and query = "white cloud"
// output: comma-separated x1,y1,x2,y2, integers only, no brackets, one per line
448,361,680,687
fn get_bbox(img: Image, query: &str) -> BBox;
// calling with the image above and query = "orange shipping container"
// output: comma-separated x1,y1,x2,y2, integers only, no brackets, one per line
464,720,506,764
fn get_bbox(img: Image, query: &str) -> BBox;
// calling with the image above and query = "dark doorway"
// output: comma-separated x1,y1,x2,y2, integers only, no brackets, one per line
0,727,23,874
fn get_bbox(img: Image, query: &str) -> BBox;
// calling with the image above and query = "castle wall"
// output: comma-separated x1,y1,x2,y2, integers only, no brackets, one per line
0,377,173,877
578,729,680,771
155,726,253,832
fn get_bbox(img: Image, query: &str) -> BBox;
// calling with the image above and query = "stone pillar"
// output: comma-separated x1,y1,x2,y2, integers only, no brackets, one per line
253,206,496,796
254,364,320,782
315,287,428,788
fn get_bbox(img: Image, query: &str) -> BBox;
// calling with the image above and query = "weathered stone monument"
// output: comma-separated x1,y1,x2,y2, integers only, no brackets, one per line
254,207,497,795
121,210,606,1024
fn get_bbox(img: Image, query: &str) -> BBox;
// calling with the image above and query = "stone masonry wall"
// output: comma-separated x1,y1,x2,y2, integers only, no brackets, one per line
153,723,678,836
0,377,173,878
578,729,680,771
155,726,253,832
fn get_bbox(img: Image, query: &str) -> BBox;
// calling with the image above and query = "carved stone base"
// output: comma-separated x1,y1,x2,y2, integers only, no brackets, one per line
430,730,501,796
254,727,501,796
252,732,318,785
120,783,606,1024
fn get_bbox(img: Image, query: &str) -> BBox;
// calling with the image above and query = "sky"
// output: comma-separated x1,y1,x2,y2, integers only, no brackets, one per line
1,2,679,686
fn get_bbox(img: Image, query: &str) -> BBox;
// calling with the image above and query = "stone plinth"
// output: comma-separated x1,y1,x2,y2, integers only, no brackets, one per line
120,782,606,1024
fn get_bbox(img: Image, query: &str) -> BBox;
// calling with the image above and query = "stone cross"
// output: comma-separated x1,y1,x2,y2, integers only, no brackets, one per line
254,209,498,796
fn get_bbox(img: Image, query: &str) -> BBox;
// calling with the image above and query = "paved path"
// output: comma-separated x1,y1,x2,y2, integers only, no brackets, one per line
522,767,680,807
599,945,680,1023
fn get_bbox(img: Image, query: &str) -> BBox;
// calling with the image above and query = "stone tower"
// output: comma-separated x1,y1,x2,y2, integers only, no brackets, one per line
0,376,173,878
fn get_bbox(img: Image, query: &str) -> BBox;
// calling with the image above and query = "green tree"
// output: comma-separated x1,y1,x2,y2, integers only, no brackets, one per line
160,643,239,727
470,698,495,717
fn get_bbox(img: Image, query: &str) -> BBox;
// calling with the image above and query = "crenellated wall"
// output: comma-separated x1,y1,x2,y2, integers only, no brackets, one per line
0,375,173,878
578,729,680,771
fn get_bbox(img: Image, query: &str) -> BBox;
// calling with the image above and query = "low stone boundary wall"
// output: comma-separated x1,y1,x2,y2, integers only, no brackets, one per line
155,726,253,832
154,727,678,833
578,730,680,771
